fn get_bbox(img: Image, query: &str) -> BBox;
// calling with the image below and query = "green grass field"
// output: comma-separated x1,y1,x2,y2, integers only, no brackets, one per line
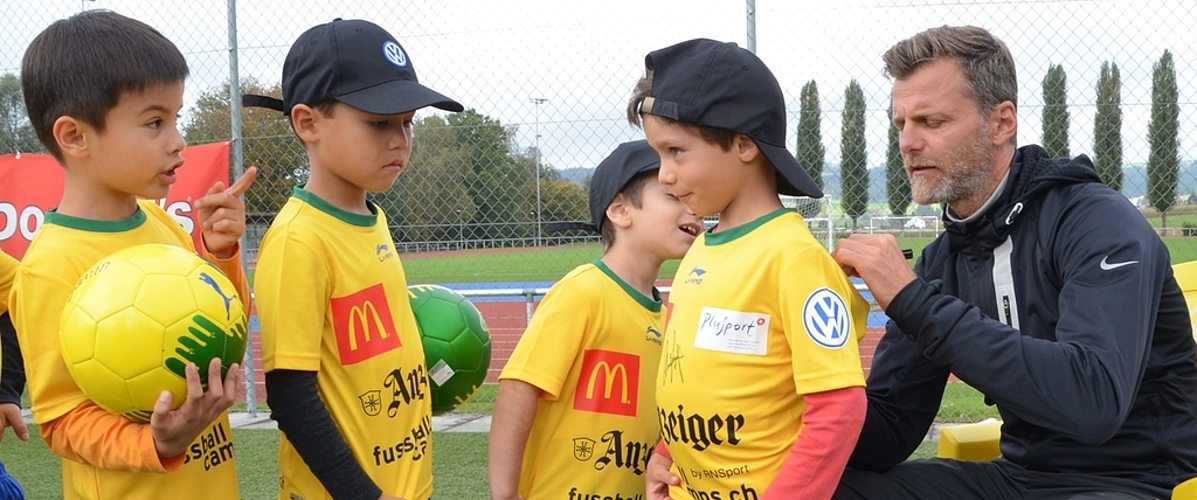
402,244,688,284
0,429,489,500
0,383,993,498
396,234,1197,286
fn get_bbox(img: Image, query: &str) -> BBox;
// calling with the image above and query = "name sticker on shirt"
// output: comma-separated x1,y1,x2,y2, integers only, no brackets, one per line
803,287,851,349
694,307,769,355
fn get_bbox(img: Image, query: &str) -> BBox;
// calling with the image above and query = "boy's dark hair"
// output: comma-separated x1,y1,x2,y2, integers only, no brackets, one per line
21,10,189,162
287,100,339,138
599,170,656,251
626,70,737,151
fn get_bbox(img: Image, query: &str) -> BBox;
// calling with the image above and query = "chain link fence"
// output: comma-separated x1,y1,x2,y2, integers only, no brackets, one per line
3,0,1196,423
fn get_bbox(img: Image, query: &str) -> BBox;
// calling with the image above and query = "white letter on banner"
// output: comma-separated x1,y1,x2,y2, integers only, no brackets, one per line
0,203,15,240
166,201,195,235
19,206,44,241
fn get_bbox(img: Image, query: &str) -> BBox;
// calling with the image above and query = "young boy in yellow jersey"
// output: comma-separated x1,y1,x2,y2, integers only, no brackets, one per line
628,39,869,500
246,19,463,500
489,140,703,500
10,10,255,500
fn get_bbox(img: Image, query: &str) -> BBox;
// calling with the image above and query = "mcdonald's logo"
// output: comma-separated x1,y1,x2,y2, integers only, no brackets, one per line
332,284,402,365
573,349,639,417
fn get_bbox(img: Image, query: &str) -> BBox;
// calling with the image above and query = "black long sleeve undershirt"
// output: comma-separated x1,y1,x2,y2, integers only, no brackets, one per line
266,369,381,500
0,313,25,406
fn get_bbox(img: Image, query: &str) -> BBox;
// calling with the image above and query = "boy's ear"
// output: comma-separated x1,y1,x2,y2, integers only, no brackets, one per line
52,116,90,160
291,104,320,143
606,193,633,230
734,133,761,163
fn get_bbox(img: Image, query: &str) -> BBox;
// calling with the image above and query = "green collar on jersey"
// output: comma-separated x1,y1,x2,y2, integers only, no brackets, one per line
45,205,147,232
593,259,663,312
293,187,378,227
705,207,793,246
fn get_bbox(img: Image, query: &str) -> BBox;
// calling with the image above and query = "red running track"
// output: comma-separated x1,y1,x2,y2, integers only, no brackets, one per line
240,299,887,403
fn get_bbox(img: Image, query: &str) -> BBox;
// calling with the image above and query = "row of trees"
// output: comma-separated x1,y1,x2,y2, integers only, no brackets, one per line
0,48,1185,235
182,79,588,247
796,51,1183,226
0,74,43,156
1040,52,1180,226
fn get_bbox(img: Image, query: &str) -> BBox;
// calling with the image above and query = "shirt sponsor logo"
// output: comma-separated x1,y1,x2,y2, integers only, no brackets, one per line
694,307,769,355
183,421,234,471
573,437,596,461
376,243,395,263
803,287,851,349
657,403,745,452
371,414,431,465
574,349,640,417
645,326,663,346
332,283,402,365
570,431,652,475
359,390,382,416
568,489,643,500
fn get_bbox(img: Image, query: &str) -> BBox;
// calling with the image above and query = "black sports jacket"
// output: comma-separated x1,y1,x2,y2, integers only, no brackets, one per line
850,145,1197,491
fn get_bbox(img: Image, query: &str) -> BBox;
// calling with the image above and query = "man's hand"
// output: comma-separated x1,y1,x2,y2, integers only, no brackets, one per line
0,403,28,442
646,452,680,500
833,234,918,311
150,357,242,458
195,167,258,259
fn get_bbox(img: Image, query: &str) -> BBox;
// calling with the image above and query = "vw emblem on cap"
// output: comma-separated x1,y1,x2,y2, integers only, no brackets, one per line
382,41,408,67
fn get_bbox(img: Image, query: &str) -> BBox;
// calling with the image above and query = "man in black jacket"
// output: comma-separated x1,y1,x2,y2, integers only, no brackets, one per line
832,26,1197,500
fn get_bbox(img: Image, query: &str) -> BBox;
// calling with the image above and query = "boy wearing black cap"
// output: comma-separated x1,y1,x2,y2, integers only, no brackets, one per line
247,19,462,500
489,141,702,500
628,39,868,500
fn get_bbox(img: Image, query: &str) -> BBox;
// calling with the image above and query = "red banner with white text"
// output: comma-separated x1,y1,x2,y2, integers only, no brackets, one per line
0,141,230,260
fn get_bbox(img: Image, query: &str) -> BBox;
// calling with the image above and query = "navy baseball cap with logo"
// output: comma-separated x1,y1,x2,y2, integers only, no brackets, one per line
638,38,822,198
243,19,462,115
545,140,660,234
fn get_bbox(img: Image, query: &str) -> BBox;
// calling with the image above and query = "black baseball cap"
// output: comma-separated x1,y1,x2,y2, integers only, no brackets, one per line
638,38,822,198
545,140,660,234
243,19,462,116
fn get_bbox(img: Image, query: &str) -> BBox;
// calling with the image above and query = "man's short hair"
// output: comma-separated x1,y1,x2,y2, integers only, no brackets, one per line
626,70,737,151
22,10,189,161
883,25,1017,114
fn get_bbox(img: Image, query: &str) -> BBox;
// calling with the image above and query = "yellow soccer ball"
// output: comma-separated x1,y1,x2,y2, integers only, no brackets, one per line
60,244,248,423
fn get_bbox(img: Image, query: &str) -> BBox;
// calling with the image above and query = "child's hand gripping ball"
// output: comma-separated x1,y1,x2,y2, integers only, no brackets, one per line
60,244,248,423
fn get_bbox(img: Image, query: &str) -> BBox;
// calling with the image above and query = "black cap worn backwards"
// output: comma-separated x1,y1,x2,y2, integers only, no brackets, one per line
639,38,822,198
242,19,463,116
545,140,660,235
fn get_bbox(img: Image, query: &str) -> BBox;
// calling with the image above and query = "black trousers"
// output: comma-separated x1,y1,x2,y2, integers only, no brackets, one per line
834,458,1169,500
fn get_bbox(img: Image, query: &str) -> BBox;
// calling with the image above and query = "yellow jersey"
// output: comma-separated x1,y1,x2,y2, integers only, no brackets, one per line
256,188,432,500
10,201,241,499
501,261,664,500
657,208,867,499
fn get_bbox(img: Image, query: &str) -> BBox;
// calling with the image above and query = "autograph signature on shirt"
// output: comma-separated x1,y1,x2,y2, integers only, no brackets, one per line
662,335,685,385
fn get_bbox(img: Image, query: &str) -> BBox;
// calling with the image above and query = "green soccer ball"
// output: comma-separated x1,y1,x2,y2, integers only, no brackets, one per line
407,284,492,415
